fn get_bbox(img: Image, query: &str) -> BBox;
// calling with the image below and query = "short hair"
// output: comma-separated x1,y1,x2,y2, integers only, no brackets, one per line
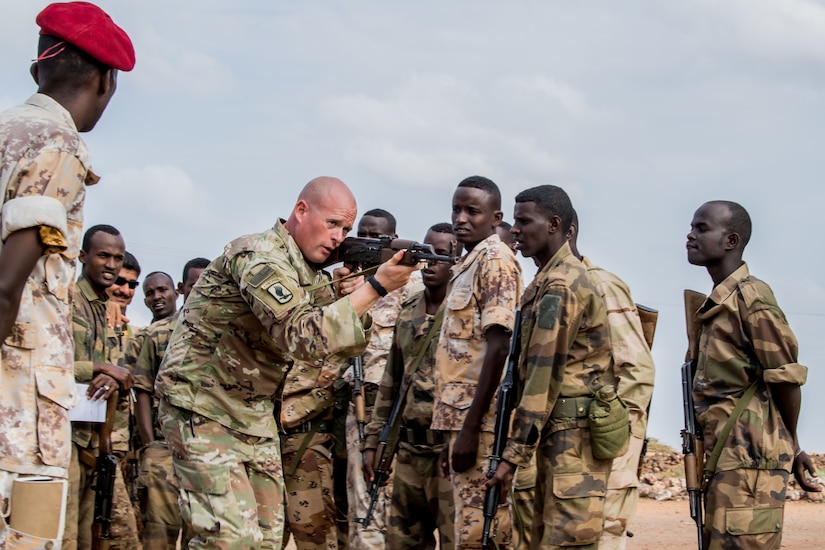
709,200,752,249
361,209,397,234
457,176,501,210
143,271,174,288
515,185,575,234
82,224,121,252
428,222,455,234
182,257,210,282
497,220,512,232
36,35,108,93
122,251,141,275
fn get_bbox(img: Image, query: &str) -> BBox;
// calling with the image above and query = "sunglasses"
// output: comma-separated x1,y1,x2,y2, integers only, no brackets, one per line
115,276,139,289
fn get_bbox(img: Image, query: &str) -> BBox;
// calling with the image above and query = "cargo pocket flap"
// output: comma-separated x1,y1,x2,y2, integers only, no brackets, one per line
5,321,36,349
173,459,230,495
552,472,607,499
439,383,476,410
34,367,76,410
726,506,782,536
446,288,473,311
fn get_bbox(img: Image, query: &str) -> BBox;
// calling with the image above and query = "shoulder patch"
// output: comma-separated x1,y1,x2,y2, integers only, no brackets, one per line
249,265,276,288
537,294,561,329
268,281,294,305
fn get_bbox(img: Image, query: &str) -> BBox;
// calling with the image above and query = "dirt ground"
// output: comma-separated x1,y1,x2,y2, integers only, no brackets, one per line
628,498,823,550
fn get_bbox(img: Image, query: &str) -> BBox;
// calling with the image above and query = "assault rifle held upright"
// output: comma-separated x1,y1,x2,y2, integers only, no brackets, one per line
352,356,367,443
92,391,119,550
482,310,521,549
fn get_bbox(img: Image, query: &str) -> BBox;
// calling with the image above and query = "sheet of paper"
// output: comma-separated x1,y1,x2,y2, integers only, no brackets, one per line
68,383,106,422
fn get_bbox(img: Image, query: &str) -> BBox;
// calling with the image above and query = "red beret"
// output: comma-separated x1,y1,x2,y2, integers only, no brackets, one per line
36,2,135,71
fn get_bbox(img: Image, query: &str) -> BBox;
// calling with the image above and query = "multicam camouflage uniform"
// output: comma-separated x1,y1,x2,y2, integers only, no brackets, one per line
692,263,807,550
432,233,521,550
133,312,193,550
280,358,344,550
65,277,139,550
0,94,91,548
156,220,370,549
582,257,655,550
501,242,612,550
364,290,454,550
344,274,422,550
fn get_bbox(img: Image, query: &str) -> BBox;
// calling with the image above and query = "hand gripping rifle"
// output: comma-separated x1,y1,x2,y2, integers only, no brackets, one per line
482,310,521,549
681,289,707,550
352,356,367,443
92,391,120,550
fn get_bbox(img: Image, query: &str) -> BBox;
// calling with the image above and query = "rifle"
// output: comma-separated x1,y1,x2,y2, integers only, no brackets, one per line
482,310,521,549
635,303,658,480
355,377,405,528
352,356,367,443
333,236,457,269
92,390,120,550
681,289,707,550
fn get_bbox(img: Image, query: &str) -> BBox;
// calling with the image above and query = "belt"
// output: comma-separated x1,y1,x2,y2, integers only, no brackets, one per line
284,419,332,435
400,425,446,446
549,396,594,419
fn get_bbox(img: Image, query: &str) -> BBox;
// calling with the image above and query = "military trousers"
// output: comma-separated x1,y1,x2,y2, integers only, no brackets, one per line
446,431,511,550
281,432,337,550
511,455,537,550
704,467,788,550
139,440,194,549
388,444,454,550
159,400,284,549
599,434,644,550
532,422,611,550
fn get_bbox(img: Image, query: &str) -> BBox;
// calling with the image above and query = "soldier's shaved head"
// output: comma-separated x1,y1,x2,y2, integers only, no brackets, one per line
296,176,356,210
286,176,358,263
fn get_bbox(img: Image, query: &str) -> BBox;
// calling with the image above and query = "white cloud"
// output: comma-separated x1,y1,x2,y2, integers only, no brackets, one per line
509,76,593,116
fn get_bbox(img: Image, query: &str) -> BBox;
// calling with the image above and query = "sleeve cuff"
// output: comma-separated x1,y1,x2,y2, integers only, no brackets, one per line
502,441,535,468
763,362,807,386
1,196,68,242
481,306,516,333
74,360,94,382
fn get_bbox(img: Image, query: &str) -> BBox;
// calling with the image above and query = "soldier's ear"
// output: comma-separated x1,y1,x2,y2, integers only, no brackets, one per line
725,232,740,251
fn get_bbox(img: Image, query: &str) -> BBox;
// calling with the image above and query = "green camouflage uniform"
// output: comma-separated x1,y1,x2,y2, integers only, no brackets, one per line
501,242,612,550
582,257,655,550
65,277,139,550
133,312,193,549
364,290,454,550
432,234,521,550
0,94,92,547
156,220,370,549
279,358,344,550
343,274,422,550
118,324,144,542
692,263,807,550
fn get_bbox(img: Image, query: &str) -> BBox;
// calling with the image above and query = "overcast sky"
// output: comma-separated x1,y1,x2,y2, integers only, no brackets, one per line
3,1,824,451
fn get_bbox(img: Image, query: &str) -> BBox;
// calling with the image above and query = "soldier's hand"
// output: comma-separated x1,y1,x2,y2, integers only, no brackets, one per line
451,427,480,473
482,460,516,504
88,373,118,401
95,362,135,390
373,250,416,294
362,449,376,483
793,451,822,492
105,300,129,328
334,265,365,298
439,446,450,479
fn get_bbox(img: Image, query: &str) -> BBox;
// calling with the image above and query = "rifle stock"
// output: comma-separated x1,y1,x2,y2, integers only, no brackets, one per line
482,310,521,549
92,391,119,550
352,357,366,443
681,362,705,550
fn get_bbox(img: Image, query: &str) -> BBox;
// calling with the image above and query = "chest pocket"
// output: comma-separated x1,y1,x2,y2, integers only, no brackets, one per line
444,288,475,340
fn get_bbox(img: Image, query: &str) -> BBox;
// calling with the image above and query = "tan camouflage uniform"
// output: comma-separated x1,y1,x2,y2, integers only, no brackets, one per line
363,290,454,550
133,312,194,549
156,220,370,549
432,233,521,550
501,242,612,550
344,274,422,550
582,257,655,550
692,263,807,550
0,94,92,548
64,277,139,550
280,358,344,550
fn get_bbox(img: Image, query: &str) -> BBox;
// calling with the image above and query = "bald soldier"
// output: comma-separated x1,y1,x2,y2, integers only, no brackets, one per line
155,177,417,548
0,2,134,546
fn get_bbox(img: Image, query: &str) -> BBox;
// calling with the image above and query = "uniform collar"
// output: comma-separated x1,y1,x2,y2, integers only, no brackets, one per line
275,219,320,287
26,93,78,132
451,232,502,281
76,276,109,304
698,262,749,320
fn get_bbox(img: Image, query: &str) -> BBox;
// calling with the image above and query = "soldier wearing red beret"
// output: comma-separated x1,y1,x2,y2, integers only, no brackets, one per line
0,2,134,547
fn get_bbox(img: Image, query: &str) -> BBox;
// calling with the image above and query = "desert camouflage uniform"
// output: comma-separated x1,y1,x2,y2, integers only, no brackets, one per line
501,242,612,550
0,94,92,548
432,233,521,550
133,312,193,549
343,273,422,550
64,277,139,550
156,220,370,549
280,358,344,550
582,257,655,550
692,263,807,550
364,290,454,550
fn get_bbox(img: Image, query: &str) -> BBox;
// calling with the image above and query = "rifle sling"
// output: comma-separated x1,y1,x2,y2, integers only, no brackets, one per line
703,381,758,479
303,265,380,293
285,421,324,478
